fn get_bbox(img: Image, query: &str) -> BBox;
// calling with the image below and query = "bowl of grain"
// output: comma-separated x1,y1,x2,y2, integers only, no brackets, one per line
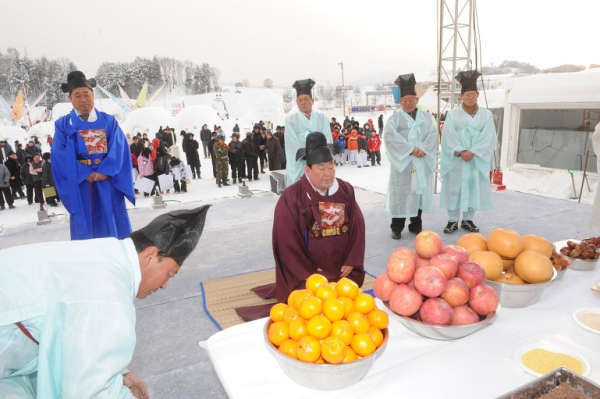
573,308,600,335
513,342,590,378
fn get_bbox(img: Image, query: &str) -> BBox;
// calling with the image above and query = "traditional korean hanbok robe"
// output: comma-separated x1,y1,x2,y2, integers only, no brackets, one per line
0,238,140,398
52,108,135,240
384,109,438,217
440,106,497,212
284,111,332,186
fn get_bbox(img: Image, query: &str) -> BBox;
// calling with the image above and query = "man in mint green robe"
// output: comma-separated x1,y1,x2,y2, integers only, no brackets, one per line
0,206,210,398
384,73,438,240
440,70,497,233
284,79,332,186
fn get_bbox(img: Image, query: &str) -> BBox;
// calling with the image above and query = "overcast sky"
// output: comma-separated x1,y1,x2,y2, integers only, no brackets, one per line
2,0,599,88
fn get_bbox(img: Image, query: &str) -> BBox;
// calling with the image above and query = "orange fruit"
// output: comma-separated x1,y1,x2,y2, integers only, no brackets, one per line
306,274,328,293
338,296,356,318
292,289,312,311
335,277,359,299
282,306,301,325
351,332,376,357
326,282,337,290
287,290,298,307
342,346,358,363
315,357,325,364
306,315,332,340
330,320,355,346
270,303,288,322
321,336,347,364
367,309,389,330
367,327,384,348
315,284,338,301
297,336,321,363
354,293,375,314
278,338,298,359
346,311,370,334
299,296,323,319
322,298,346,322
268,321,289,346
288,318,308,341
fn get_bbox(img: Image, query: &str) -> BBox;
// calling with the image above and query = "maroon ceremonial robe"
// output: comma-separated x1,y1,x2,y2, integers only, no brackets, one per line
272,174,366,302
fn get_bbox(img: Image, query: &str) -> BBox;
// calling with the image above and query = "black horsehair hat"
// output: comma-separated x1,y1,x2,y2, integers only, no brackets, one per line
292,78,316,97
61,71,97,94
139,205,211,266
395,73,417,98
295,132,334,166
456,70,481,94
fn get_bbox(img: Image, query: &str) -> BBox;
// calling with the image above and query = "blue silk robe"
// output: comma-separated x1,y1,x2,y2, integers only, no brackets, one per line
440,106,497,211
0,238,140,398
284,110,332,186
384,109,438,217
52,109,135,240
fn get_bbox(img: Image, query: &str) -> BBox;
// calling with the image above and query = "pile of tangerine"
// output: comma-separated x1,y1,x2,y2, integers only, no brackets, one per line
267,274,389,364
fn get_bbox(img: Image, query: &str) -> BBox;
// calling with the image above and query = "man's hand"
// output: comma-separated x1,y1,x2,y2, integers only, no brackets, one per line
412,148,425,158
123,372,148,399
461,150,475,162
10,176,15,180
340,266,353,278
85,172,109,182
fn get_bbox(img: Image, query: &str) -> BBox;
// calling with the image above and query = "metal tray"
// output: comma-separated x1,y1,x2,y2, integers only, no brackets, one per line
497,367,600,398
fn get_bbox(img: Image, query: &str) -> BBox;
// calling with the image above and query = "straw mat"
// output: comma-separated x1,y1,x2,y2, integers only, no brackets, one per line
201,269,376,330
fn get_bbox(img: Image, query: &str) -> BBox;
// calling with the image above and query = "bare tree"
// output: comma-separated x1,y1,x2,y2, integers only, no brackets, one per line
263,78,273,88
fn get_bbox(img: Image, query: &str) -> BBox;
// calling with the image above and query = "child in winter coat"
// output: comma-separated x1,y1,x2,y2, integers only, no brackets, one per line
334,134,346,166
356,132,369,168
137,148,155,197
347,129,359,165
368,132,382,166
169,157,188,193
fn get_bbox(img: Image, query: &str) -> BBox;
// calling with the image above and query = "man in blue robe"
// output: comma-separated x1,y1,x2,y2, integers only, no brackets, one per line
440,70,497,233
52,71,135,240
284,79,332,186
384,74,438,240
0,206,210,398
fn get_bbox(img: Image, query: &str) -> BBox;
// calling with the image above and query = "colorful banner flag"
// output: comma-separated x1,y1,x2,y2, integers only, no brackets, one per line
96,84,131,113
147,83,166,105
0,95,12,121
135,82,148,109
10,91,24,120
119,86,134,108
29,91,46,109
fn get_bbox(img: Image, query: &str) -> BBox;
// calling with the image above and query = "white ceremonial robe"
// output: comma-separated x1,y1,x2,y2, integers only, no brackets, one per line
383,109,438,217
0,238,140,398
284,110,332,186
440,106,497,212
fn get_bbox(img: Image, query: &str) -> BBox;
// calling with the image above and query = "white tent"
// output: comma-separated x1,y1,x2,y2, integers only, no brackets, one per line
417,88,448,113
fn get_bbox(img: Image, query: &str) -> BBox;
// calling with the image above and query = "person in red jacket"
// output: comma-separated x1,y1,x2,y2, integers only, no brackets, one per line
368,132,382,166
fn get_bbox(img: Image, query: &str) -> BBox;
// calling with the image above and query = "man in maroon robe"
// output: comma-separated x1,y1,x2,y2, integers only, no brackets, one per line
271,131,365,302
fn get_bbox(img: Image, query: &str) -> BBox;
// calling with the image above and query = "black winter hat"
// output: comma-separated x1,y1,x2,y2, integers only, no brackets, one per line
61,71,96,94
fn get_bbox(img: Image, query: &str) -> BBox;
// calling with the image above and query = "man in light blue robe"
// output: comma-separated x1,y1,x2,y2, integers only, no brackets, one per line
284,79,332,186
0,206,210,398
384,74,438,240
440,70,497,233
52,71,135,241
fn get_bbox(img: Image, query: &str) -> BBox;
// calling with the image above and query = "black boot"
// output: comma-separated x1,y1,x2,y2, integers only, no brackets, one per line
238,177,243,183
216,179,222,188
222,180,230,186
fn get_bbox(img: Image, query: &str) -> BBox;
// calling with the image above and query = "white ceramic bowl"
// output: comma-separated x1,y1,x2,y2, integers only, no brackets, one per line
573,308,600,335
264,320,388,390
383,302,500,340
485,268,557,308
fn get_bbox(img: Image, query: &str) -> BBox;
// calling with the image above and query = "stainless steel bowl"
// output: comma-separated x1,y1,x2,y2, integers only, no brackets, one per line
486,268,557,308
569,257,599,271
383,302,501,340
554,267,568,280
264,320,388,390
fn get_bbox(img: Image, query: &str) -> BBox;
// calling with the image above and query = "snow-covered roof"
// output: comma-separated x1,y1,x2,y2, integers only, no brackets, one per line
505,69,600,104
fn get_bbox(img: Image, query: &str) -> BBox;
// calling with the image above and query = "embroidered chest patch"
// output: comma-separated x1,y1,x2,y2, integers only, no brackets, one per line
317,202,346,237
78,129,107,154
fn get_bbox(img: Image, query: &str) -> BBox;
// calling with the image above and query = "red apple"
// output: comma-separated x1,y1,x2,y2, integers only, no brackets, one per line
419,297,454,325
429,254,459,280
391,247,417,264
451,305,480,325
415,257,430,269
373,273,397,301
389,284,423,317
413,266,447,298
441,245,469,265
386,253,415,284
407,279,415,289
457,262,486,289
414,230,443,259
440,277,470,307
468,284,499,316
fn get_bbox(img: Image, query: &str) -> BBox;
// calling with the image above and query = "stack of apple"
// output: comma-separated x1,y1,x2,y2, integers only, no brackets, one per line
374,231,499,326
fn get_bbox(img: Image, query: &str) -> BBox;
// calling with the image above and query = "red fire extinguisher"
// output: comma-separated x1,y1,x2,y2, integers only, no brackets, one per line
492,168,503,185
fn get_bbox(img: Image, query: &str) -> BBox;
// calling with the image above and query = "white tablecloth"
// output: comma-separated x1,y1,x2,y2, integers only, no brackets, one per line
202,266,600,399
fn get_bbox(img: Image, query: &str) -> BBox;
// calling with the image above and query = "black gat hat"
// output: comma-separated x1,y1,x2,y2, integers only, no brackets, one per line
394,73,417,98
296,131,334,166
292,78,315,97
61,71,97,94
456,70,481,94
